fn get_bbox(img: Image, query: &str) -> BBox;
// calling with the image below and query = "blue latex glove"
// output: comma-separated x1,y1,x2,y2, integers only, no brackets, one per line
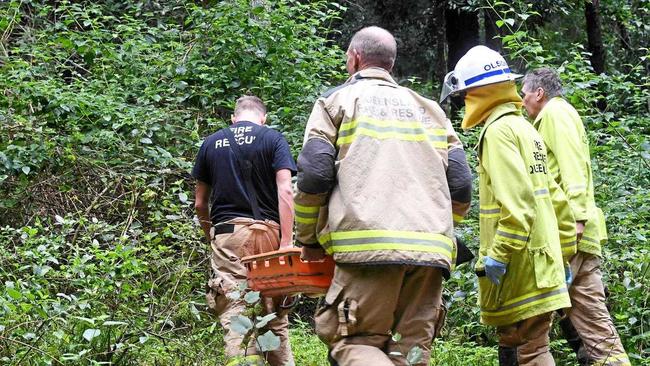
484,256,507,285
565,265,573,286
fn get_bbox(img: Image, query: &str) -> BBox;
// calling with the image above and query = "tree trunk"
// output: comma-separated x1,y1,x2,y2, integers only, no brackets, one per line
434,0,448,85
445,6,479,111
445,7,479,71
585,0,606,74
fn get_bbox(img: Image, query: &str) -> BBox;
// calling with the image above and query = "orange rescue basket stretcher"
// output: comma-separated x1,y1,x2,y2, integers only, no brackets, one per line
241,248,335,297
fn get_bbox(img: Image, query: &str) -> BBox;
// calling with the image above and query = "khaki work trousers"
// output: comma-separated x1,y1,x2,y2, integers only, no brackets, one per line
563,252,630,365
497,312,555,366
315,264,446,366
205,218,294,366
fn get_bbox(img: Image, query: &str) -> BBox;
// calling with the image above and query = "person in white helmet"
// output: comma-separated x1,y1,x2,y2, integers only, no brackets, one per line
441,46,576,366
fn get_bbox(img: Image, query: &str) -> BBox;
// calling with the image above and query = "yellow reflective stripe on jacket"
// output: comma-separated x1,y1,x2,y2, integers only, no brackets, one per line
319,230,453,257
560,236,577,256
337,117,447,149
481,286,568,317
480,204,501,218
560,237,577,248
495,226,529,245
561,237,577,257
295,202,320,224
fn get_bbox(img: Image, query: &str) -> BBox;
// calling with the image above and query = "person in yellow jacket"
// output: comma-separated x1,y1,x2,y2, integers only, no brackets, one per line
522,68,630,366
295,26,473,365
441,46,575,366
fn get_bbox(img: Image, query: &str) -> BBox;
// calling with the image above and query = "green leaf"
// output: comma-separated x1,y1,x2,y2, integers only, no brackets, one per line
257,330,280,352
504,18,515,27
189,303,201,320
179,192,188,203
406,346,423,365
82,328,101,342
230,315,253,335
255,313,276,328
33,265,52,277
103,321,128,326
244,291,260,304
495,20,504,28
140,138,152,144
226,291,241,300
21,166,30,175
7,288,21,300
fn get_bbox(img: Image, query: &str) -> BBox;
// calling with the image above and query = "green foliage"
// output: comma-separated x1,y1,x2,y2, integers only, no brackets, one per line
225,287,282,363
0,0,343,364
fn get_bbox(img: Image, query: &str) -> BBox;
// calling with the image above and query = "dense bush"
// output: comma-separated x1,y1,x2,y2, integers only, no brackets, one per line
0,0,343,364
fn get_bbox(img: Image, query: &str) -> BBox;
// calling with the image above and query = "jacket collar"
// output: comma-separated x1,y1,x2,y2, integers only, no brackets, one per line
533,96,563,126
347,67,397,85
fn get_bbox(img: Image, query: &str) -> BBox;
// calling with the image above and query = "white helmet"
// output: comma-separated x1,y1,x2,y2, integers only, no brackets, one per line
440,45,522,102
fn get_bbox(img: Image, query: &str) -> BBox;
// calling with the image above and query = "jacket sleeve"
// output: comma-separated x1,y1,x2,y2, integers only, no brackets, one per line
482,124,536,264
537,111,590,221
549,176,577,261
294,98,341,247
445,119,472,225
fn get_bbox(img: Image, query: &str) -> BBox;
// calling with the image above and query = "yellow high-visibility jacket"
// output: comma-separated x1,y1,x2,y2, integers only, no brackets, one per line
533,97,607,256
476,103,572,326
294,68,471,277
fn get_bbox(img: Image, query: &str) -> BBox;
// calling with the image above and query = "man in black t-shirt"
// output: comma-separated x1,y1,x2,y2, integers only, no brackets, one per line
193,95,296,366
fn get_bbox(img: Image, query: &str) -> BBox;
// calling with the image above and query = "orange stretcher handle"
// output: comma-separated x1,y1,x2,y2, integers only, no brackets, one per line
241,247,330,264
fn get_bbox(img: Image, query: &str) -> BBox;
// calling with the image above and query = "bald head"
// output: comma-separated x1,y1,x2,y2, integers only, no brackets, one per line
347,26,397,73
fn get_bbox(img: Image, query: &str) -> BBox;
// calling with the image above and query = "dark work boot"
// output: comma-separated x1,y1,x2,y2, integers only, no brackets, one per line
558,314,596,365
498,346,518,366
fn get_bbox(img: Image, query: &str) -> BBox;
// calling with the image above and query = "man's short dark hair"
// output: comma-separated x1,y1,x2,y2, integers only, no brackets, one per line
349,26,397,70
523,68,563,99
234,95,266,117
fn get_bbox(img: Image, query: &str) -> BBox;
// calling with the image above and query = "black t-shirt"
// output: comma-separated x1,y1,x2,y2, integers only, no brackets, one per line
192,121,297,225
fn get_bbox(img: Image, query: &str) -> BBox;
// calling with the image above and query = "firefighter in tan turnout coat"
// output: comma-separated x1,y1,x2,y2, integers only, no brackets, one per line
294,26,473,365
